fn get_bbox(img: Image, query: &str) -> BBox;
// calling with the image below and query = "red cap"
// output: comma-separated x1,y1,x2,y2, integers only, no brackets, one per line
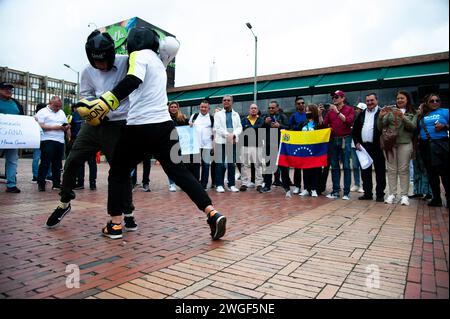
331,90,345,97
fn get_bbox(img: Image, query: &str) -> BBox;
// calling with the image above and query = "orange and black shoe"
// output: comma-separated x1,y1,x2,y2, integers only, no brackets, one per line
102,221,123,239
207,210,226,240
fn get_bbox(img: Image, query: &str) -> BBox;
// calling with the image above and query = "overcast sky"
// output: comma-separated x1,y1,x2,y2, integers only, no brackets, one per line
0,0,448,87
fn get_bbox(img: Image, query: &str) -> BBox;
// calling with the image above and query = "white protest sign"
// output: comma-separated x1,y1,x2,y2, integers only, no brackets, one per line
0,114,41,149
175,126,200,155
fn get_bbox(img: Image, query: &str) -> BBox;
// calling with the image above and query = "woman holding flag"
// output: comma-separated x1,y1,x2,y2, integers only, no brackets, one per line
297,104,324,197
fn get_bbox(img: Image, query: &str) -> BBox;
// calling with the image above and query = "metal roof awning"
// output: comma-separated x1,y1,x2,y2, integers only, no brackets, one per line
170,87,222,102
383,61,449,80
259,76,319,93
315,69,381,87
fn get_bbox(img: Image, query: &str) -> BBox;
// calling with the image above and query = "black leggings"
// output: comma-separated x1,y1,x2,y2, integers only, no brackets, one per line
108,121,212,216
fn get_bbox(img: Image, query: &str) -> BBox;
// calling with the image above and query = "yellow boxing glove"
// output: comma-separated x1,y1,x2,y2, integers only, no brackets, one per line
76,91,120,126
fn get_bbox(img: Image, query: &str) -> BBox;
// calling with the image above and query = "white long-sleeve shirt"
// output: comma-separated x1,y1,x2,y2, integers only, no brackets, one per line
80,54,130,121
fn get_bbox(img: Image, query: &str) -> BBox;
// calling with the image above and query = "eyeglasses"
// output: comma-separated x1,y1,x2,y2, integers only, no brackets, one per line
429,99,440,103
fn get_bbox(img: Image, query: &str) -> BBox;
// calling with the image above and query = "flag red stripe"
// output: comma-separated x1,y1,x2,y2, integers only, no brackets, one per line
278,154,328,169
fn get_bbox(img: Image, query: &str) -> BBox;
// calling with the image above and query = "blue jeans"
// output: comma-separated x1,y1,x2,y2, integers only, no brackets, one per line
351,147,361,187
200,148,212,189
215,143,236,187
32,148,40,178
329,136,352,196
2,149,19,188
32,148,52,179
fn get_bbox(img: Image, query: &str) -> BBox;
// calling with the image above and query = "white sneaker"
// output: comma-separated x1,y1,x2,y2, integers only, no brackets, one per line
342,195,350,200
293,187,300,194
358,187,364,193
311,190,318,197
400,196,410,206
326,193,339,199
168,184,176,192
229,186,240,193
385,194,396,204
285,190,292,198
248,182,255,188
350,186,359,192
299,190,310,196
216,186,225,193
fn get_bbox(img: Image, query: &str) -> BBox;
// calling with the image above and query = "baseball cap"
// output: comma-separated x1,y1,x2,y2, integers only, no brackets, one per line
0,82,14,89
356,102,367,110
330,90,345,97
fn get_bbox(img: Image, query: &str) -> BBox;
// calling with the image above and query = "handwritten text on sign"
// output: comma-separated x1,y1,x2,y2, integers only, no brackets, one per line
0,114,41,149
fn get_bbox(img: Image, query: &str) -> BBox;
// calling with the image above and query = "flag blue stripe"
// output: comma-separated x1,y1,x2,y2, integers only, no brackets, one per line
279,141,328,157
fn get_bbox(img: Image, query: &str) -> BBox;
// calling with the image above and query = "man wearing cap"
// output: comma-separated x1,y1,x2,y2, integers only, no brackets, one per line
323,90,355,200
0,82,24,193
352,93,386,202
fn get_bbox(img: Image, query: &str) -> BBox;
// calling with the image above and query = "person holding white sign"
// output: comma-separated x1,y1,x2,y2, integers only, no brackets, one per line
0,82,24,193
352,93,386,202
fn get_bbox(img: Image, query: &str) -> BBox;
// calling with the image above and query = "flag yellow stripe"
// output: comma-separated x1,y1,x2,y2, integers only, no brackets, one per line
280,128,331,145
127,51,137,76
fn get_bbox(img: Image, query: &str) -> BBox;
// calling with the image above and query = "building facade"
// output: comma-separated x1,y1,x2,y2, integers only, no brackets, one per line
0,67,77,115
168,52,449,117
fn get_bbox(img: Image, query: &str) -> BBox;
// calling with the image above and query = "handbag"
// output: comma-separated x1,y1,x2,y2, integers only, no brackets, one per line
421,117,449,167
380,111,398,160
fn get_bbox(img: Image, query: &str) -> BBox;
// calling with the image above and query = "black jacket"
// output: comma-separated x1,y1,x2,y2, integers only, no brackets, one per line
352,108,382,147
241,115,264,147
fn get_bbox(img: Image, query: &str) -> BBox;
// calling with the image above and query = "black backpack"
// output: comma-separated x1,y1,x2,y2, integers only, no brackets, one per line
191,113,214,127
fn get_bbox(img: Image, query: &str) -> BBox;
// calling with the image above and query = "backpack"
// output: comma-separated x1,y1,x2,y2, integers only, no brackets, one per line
191,113,214,126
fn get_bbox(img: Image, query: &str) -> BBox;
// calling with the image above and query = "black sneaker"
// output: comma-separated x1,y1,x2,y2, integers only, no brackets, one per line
31,177,38,183
256,185,263,192
142,183,151,192
90,182,96,190
46,203,71,228
358,195,373,200
376,197,384,202
5,186,21,193
102,221,123,239
38,183,46,192
423,194,432,200
273,181,282,187
428,200,443,207
259,186,272,193
239,185,248,192
124,214,138,231
207,211,226,240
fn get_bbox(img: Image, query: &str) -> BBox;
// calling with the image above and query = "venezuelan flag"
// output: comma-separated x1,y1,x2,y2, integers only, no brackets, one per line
277,128,331,169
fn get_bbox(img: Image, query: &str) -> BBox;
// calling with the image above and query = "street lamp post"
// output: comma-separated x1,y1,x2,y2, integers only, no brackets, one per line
246,22,258,105
63,64,80,100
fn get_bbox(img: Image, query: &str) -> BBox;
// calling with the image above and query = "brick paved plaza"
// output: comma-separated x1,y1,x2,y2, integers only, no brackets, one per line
0,159,448,299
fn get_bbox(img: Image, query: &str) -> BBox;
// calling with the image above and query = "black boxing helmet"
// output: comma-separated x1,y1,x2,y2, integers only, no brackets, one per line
126,27,159,54
85,30,115,71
